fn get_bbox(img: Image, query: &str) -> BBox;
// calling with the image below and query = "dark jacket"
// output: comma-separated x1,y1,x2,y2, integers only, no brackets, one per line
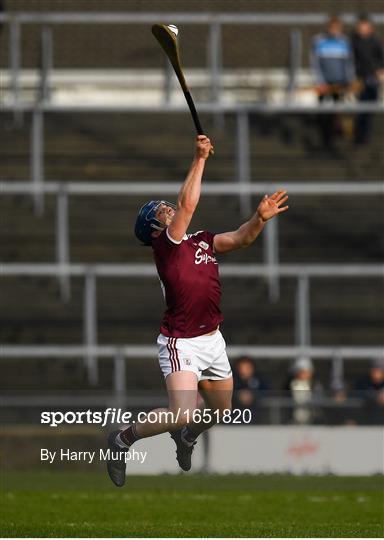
351,32,384,80
233,370,269,393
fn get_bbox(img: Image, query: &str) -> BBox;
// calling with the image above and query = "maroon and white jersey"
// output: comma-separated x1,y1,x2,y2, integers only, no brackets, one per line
152,228,224,338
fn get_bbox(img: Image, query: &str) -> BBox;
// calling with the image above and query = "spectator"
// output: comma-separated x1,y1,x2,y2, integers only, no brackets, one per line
351,14,384,144
232,356,269,423
357,359,384,425
310,16,355,152
285,357,322,425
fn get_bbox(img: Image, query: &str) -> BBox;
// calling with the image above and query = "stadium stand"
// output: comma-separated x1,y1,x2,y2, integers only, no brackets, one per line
0,1,383,425
1,0,384,70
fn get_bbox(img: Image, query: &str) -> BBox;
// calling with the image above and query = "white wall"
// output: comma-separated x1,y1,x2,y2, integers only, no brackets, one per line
127,426,384,476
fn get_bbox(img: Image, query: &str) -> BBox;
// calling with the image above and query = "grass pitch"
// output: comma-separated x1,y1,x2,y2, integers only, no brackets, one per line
1,472,383,537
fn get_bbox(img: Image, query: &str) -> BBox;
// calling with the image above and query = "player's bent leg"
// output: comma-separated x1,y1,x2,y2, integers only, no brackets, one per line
137,370,199,437
106,371,198,486
164,371,201,471
170,377,233,472
199,376,233,412
183,377,234,440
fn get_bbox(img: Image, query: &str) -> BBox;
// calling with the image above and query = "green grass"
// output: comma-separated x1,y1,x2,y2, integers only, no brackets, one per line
1,472,383,537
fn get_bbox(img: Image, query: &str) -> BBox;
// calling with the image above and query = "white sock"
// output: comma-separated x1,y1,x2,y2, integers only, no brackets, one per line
115,431,130,449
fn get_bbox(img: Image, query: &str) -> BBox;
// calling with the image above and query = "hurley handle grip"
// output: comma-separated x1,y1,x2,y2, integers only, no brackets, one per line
184,91,214,155
184,91,203,134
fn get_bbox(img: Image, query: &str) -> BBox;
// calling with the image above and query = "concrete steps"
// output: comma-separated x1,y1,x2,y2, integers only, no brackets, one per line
1,113,383,183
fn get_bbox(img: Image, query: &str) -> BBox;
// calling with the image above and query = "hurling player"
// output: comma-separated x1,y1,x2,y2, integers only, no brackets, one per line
107,135,289,486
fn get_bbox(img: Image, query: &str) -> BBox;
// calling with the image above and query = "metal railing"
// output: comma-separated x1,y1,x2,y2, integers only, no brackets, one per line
1,262,383,385
1,180,383,384
0,343,381,425
1,193,383,395
1,11,384,110
2,180,383,302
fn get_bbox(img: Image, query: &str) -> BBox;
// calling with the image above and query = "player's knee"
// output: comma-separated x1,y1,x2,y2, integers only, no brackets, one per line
169,408,194,430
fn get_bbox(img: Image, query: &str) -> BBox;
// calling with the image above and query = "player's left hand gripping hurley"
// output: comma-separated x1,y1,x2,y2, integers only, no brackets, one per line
152,24,214,154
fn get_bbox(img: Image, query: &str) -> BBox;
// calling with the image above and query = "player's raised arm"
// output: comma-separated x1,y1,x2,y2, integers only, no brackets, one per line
167,135,213,242
213,190,289,254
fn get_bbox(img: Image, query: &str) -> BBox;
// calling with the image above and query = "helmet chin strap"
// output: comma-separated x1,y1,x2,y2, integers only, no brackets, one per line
151,222,166,232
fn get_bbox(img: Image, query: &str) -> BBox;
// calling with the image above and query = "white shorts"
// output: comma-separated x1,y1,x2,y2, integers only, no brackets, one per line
157,330,232,381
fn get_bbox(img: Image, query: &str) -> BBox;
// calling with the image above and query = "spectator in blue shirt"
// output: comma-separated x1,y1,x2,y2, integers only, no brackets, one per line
310,17,355,152
311,16,355,89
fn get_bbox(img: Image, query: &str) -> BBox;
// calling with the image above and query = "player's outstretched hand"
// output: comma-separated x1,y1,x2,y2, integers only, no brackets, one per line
195,135,214,159
257,190,289,222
